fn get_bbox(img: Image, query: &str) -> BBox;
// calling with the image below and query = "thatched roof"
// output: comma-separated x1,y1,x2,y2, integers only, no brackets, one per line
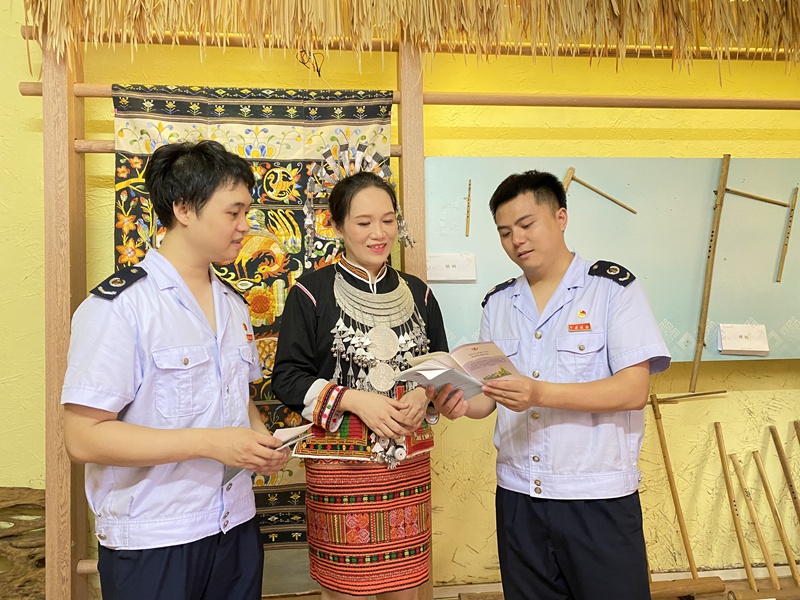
24,0,800,65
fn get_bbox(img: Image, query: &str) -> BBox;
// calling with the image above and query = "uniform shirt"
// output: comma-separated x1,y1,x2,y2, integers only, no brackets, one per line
481,253,670,500
61,250,263,550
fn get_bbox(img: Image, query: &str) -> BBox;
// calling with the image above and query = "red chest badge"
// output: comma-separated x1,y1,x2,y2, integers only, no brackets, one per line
568,323,592,332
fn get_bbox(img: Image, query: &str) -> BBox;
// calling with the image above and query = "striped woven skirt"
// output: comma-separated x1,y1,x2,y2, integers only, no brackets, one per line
304,454,431,595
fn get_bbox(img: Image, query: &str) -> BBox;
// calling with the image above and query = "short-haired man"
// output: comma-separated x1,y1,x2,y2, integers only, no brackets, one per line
62,140,290,600
434,169,670,600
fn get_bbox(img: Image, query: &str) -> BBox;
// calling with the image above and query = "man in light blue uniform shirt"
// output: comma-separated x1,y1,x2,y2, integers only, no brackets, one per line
61,141,290,600
434,170,670,600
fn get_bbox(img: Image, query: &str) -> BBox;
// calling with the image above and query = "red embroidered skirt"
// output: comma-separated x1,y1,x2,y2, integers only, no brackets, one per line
304,454,432,595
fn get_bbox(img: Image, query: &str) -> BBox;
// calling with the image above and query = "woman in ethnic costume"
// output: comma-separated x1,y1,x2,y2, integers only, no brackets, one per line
272,172,448,599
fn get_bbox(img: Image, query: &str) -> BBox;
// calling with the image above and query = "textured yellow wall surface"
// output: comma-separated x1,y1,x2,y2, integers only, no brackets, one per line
1,2,45,489
3,0,799,584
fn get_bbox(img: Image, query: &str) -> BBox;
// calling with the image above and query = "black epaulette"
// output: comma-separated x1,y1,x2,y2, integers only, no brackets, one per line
481,278,516,307
217,277,249,305
588,260,635,287
89,266,148,299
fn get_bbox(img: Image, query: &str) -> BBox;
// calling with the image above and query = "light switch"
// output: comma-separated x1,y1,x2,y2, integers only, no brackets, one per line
427,253,477,282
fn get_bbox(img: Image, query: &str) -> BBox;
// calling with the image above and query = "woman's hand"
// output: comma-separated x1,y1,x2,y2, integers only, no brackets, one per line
339,389,416,438
400,387,431,430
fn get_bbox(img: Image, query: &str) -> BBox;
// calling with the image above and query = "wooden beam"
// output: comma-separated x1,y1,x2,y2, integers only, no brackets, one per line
397,42,427,281
42,43,89,600
20,81,800,111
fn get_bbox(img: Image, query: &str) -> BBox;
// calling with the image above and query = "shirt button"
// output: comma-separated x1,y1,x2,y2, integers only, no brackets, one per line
530,411,540,420
578,344,586,351
532,456,540,462
534,331,542,339
182,357,189,365
223,511,230,519
226,483,233,491
531,370,540,379
223,520,229,528
225,385,230,394
534,487,542,494
534,479,541,486
97,533,107,541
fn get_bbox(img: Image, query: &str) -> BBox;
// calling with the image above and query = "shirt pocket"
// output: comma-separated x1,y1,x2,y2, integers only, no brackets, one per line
152,345,213,418
493,338,520,359
555,332,606,383
233,344,259,399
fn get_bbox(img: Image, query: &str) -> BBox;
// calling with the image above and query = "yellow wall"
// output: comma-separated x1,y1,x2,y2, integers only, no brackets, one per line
3,0,800,585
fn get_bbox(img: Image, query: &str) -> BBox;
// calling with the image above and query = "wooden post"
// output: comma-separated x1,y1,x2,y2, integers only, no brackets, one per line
690,155,731,392
397,42,433,600
42,43,89,600
397,42,427,281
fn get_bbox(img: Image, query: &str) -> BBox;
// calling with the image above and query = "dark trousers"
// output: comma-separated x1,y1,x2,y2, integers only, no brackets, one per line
98,517,263,600
496,487,650,600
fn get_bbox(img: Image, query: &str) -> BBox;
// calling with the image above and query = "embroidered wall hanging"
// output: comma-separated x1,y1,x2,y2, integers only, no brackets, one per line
112,84,393,552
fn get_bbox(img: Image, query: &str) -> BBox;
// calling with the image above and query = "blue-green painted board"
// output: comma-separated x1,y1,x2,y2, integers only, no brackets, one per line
424,157,800,361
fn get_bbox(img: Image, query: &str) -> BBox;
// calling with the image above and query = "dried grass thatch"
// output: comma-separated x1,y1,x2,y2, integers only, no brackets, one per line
24,0,800,66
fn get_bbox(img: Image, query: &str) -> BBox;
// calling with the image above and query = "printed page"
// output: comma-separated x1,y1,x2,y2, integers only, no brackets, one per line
449,341,520,382
396,363,484,399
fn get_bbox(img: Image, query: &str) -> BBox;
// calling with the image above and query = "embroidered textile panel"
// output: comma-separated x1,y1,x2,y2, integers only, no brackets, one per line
112,84,392,551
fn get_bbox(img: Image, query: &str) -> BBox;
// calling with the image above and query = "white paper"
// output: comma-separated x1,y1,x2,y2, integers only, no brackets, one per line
273,423,313,449
717,323,769,356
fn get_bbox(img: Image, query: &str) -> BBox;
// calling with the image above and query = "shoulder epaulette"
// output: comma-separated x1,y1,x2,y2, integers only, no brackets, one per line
588,260,635,287
90,266,148,299
217,276,249,305
481,278,516,307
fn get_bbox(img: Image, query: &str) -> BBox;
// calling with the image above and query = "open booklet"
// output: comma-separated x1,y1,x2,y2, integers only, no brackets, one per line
395,341,519,399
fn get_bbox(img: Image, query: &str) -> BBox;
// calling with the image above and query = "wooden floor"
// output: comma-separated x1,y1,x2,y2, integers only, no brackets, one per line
455,576,800,600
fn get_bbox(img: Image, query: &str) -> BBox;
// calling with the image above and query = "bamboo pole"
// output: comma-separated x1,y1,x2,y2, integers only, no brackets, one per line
42,41,90,600
20,82,800,111
769,426,800,525
650,395,698,578
568,173,637,214
70,139,402,157
777,188,797,282
562,167,575,191
726,187,791,208
690,155,731,392
653,389,727,404
752,450,800,588
715,422,758,592
729,453,781,591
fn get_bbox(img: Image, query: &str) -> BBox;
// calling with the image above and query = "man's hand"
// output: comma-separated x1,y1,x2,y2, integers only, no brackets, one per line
427,384,468,420
482,376,543,413
208,427,290,474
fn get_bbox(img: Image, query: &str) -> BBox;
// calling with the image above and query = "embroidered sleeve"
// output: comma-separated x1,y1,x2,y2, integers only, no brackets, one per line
309,381,346,432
